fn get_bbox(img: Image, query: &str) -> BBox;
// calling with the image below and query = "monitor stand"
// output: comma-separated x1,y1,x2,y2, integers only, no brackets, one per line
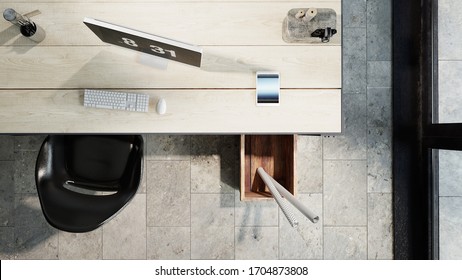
136,52,168,70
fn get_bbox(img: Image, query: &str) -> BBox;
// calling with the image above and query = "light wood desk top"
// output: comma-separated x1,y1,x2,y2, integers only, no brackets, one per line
0,0,342,134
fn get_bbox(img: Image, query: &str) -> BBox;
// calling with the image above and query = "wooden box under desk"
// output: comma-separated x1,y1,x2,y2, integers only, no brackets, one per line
240,135,296,201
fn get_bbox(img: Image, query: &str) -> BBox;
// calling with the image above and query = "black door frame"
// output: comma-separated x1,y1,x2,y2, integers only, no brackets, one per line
393,0,462,259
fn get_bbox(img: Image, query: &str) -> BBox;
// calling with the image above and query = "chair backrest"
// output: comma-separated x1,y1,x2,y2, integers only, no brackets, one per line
67,135,133,182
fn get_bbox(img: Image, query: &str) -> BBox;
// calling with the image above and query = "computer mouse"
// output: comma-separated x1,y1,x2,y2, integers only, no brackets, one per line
156,98,167,115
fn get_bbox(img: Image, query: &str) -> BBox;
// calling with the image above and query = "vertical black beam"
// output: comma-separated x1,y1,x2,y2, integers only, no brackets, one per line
393,0,429,259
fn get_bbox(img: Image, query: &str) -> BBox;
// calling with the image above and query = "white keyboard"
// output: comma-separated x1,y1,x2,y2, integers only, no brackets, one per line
83,89,149,112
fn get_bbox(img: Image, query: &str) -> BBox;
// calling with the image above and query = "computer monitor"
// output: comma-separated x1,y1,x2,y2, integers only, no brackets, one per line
83,17,202,67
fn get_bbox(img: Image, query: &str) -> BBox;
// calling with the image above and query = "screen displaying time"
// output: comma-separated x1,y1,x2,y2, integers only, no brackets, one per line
84,18,202,67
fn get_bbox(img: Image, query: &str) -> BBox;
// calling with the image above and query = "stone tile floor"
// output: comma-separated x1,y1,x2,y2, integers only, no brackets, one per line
0,0,393,260
437,0,462,259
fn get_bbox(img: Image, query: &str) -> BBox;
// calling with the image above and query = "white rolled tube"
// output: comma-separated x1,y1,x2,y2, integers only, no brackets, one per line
257,167,299,228
257,167,319,224
268,176,319,223
304,8,318,21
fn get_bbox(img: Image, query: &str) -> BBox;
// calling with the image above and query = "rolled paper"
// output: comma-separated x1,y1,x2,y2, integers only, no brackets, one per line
304,8,318,21
269,176,319,223
295,10,305,19
257,167,299,228
257,167,319,224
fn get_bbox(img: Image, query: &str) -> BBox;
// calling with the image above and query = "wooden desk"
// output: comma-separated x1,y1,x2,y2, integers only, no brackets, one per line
0,0,341,134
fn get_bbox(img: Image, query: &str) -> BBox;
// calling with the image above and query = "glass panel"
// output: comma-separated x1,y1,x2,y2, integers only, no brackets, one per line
436,149,462,259
437,0,462,123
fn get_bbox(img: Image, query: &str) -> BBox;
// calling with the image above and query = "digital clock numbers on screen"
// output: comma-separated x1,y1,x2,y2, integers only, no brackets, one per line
119,37,177,57
83,17,202,67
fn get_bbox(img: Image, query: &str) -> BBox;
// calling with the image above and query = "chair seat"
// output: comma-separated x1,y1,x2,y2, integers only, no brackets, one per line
35,135,143,233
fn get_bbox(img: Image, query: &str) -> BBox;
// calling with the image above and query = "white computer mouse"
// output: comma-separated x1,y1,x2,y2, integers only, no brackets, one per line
156,98,167,115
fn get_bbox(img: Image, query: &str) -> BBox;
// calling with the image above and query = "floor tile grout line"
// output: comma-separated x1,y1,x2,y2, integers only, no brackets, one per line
368,0,392,259
234,225,281,228
57,228,60,260
323,225,369,228
366,86,393,89
233,173,236,260
189,135,192,260
145,159,191,162
231,132,237,259
323,158,368,162
190,192,237,195
102,221,105,260
365,0,369,259
321,135,325,260
277,198,280,260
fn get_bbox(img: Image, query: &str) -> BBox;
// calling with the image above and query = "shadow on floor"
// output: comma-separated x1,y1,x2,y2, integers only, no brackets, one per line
1,201,58,260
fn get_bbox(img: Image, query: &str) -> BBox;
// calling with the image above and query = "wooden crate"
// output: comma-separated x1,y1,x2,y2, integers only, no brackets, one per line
240,135,297,200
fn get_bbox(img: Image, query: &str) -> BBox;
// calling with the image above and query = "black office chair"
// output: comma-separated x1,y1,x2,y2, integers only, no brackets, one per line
35,135,143,233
